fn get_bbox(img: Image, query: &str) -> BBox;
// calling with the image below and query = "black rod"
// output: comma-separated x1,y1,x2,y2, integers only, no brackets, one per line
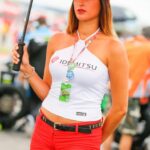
12,0,34,71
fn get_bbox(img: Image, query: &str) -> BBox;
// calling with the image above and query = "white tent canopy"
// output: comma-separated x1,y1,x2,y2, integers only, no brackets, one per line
111,0,150,26
16,0,72,11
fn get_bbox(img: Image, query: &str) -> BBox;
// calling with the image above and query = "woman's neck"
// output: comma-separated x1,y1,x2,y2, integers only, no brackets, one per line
78,19,99,40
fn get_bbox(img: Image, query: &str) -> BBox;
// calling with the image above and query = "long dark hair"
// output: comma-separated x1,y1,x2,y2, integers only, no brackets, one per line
66,0,114,36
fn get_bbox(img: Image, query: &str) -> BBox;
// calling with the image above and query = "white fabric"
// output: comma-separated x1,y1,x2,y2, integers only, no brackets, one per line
42,43,109,121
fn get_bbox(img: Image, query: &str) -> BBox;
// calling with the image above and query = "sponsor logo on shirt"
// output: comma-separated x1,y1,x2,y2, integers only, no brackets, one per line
59,59,98,71
51,56,59,63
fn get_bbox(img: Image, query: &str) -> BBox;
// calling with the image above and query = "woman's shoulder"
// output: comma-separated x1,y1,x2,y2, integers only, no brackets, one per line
98,33,122,45
48,32,74,50
105,36,128,65
100,34,125,55
97,34,128,71
51,31,69,39
96,33,126,57
50,32,73,44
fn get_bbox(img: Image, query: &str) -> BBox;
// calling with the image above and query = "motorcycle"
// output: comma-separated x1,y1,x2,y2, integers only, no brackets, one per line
0,61,29,129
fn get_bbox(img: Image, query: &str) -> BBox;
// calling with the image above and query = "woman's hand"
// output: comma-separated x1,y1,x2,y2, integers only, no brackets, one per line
12,44,30,72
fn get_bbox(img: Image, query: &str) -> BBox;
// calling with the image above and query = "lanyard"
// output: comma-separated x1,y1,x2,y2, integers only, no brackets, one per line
69,28,100,64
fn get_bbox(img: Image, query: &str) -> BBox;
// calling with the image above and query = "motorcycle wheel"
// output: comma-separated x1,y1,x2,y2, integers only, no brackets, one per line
0,85,28,129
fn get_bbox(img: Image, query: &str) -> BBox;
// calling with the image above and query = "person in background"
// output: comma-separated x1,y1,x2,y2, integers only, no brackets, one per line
118,30,150,150
103,27,150,150
25,16,52,45
12,0,128,149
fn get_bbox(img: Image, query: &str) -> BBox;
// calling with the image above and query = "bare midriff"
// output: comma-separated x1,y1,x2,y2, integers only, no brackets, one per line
40,107,83,124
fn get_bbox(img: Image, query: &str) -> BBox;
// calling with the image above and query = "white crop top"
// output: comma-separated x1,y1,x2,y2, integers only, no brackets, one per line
42,41,109,121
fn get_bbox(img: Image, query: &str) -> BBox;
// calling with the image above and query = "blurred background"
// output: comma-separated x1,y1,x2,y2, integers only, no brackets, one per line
0,0,150,150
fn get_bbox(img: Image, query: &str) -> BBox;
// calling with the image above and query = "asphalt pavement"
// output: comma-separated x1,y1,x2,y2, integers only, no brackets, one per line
0,131,31,150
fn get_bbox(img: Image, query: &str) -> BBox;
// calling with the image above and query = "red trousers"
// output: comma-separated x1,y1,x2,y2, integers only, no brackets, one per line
30,114,102,150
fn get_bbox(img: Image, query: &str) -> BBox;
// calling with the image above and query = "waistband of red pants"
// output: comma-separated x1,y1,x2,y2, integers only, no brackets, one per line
39,109,103,134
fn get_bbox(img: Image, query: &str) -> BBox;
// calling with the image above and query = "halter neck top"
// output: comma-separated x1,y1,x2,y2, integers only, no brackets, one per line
42,32,109,121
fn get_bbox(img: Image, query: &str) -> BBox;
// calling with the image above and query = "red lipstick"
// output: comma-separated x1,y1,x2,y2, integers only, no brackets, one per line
77,8,86,14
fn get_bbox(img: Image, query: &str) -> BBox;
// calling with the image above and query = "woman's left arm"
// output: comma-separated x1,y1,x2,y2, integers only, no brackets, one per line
102,39,129,143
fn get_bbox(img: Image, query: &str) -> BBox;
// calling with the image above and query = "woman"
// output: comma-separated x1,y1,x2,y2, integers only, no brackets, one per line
12,0,129,149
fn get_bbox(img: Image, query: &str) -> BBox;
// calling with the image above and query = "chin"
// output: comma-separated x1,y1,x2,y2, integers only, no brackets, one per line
76,14,98,22
76,16,91,22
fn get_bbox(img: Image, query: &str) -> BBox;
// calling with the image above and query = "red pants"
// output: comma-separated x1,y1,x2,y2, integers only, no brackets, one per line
30,114,102,150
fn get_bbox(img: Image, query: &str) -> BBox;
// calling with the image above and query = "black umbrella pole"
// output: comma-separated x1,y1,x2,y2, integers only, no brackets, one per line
12,0,34,71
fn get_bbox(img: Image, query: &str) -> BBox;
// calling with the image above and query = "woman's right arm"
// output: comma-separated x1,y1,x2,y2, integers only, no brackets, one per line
12,36,56,101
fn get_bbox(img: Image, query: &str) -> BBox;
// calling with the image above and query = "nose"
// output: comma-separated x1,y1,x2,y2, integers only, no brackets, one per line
76,1,85,7
75,0,85,4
